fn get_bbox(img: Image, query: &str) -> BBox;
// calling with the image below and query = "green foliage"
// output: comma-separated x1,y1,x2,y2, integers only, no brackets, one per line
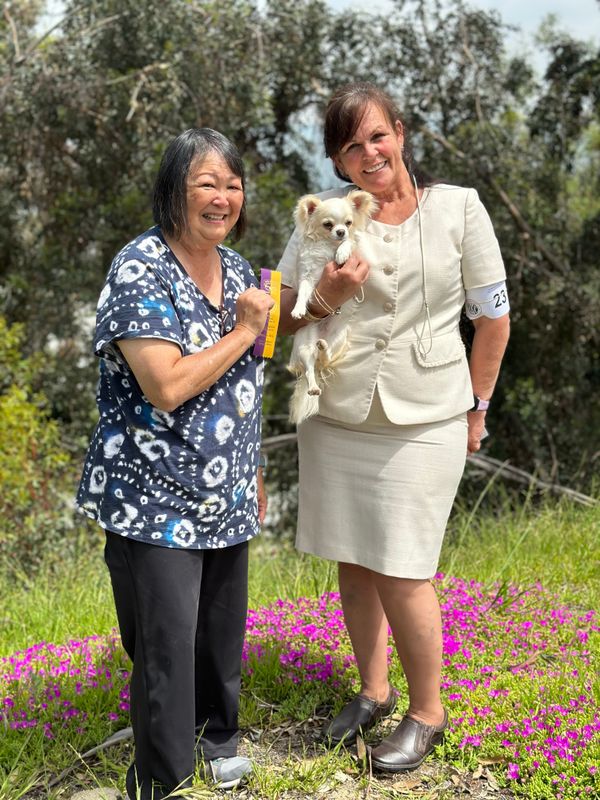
1,0,599,495
0,317,76,574
359,0,600,489
0,0,333,440
443,495,600,608
0,500,597,798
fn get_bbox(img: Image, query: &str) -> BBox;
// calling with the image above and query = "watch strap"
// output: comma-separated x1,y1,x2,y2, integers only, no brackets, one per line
471,395,490,412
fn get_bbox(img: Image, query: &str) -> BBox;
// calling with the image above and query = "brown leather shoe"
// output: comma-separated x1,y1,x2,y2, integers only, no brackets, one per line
370,709,448,771
322,687,397,745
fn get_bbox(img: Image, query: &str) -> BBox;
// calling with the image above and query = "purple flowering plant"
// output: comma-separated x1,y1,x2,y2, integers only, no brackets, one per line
1,575,598,799
241,576,598,799
1,631,131,772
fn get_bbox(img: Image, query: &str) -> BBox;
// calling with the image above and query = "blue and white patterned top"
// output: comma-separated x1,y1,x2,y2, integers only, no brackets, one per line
76,226,264,550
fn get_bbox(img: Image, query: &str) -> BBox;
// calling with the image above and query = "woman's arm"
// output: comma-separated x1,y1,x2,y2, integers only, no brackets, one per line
118,286,274,412
257,466,267,524
278,253,370,335
467,314,510,454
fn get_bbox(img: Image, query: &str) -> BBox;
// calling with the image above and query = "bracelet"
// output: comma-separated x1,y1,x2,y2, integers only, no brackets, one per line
313,288,341,316
300,307,325,322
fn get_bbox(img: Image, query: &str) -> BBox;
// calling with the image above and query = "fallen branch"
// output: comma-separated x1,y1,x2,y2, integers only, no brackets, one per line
262,433,597,507
467,452,597,507
47,727,133,788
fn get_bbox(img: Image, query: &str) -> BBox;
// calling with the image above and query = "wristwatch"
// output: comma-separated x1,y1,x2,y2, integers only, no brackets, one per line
258,453,268,471
470,395,490,412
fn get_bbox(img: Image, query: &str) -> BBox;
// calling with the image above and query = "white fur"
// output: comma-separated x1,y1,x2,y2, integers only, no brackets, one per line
287,190,377,424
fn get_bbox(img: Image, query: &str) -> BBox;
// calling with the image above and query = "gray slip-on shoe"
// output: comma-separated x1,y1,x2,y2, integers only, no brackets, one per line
208,756,253,789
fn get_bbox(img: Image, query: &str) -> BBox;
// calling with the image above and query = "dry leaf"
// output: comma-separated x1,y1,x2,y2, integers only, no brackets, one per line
355,733,367,762
484,768,500,790
333,770,350,783
390,777,424,790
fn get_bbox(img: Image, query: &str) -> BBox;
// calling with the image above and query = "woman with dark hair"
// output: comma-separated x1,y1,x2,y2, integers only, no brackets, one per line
277,83,510,771
76,128,274,798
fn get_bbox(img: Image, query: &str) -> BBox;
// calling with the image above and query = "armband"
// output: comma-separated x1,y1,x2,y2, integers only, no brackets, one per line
465,280,510,320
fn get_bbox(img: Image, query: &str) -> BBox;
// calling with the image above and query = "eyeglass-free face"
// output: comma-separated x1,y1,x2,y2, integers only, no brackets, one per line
334,103,404,196
184,153,244,247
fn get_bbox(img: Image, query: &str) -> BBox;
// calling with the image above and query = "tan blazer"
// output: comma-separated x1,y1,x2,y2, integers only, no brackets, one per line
278,184,506,425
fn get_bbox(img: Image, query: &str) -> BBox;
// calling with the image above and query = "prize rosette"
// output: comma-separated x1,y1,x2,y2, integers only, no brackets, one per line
253,269,281,358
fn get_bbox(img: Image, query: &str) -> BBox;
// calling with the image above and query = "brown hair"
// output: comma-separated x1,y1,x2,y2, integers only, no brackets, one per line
323,82,426,186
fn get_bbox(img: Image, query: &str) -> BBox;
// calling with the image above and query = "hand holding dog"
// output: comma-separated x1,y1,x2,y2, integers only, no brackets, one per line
235,286,275,337
315,252,370,311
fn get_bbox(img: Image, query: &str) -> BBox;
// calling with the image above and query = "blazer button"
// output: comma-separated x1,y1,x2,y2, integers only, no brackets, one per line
383,265,394,275
375,338,386,350
383,301,394,313
383,233,393,243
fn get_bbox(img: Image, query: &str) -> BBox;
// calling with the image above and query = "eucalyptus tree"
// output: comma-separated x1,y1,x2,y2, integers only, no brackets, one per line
361,0,600,488
0,0,331,436
1,0,598,493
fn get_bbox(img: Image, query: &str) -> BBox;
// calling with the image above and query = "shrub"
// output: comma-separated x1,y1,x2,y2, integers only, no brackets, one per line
0,316,76,574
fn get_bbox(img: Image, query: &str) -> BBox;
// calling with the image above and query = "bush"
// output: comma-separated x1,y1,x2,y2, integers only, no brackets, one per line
0,316,78,574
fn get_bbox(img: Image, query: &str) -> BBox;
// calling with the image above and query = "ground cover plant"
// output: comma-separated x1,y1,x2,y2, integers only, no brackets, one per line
0,500,598,799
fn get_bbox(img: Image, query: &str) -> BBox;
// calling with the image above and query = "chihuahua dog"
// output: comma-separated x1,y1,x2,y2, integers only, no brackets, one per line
288,189,376,424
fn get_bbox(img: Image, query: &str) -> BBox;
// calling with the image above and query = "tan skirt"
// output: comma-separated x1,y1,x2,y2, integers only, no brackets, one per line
295,389,468,579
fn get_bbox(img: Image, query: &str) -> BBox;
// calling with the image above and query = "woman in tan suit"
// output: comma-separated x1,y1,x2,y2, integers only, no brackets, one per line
277,83,510,772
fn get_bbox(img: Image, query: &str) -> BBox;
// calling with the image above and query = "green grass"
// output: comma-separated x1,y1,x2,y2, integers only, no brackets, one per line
1,497,598,799
2,546,117,654
440,496,600,608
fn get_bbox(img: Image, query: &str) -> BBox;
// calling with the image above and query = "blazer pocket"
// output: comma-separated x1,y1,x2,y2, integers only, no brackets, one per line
412,332,465,368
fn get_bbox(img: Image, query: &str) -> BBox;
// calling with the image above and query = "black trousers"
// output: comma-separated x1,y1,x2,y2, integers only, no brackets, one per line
104,532,249,800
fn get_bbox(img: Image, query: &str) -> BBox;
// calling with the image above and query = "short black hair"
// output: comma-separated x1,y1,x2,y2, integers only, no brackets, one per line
152,128,247,242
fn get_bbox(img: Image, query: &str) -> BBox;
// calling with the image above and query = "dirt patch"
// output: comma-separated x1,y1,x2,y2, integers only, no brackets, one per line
235,716,514,800
29,717,514,799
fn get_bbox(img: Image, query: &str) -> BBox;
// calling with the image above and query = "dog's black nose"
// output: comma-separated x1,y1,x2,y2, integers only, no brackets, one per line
335,229,346,238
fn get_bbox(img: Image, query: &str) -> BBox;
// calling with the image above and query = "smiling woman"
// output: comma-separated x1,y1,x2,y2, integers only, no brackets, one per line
276,81,511,774
75,128,275,798
184,159,245,244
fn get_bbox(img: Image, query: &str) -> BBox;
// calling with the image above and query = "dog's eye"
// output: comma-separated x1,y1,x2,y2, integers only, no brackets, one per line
346,220,353,227
323,222,334,231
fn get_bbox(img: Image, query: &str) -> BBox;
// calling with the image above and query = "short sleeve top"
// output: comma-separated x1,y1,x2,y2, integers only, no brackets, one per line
277,185,506,425
76,226,264,550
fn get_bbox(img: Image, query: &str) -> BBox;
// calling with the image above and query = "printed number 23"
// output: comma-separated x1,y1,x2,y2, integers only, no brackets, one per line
493,289,507,308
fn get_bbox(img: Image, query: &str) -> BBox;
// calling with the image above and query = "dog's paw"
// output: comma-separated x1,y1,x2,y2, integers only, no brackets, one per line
316,339,327,350
335,240,353,264
307,387,322,396
290,307,305,320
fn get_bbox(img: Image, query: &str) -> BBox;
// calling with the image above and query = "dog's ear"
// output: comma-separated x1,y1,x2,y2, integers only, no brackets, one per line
294,195,321,227
347,190,378,223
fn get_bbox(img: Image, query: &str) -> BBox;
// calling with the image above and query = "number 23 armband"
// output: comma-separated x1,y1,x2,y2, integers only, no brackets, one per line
465,281,510,320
